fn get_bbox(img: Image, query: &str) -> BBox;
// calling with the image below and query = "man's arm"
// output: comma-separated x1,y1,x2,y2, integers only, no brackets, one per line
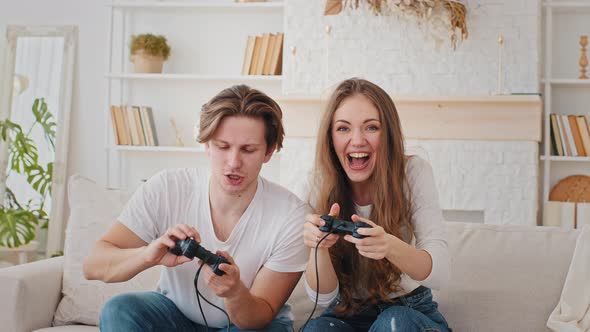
224,268,302,330
83,222,153,282
83,222,198,283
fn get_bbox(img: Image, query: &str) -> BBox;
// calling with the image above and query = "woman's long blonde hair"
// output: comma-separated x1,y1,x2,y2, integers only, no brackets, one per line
312,78,413,315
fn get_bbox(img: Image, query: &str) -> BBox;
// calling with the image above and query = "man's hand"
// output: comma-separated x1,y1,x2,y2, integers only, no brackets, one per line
200,251,244,298
143,224,201,267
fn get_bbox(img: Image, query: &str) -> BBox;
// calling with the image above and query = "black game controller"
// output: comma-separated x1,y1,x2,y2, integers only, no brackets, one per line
169,238,230,276
319,215,372,239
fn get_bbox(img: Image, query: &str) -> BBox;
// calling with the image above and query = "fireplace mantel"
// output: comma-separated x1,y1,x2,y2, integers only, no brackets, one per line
277,95,542,141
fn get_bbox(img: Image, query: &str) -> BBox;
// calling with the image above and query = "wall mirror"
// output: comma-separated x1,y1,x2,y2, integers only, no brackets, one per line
0,25,77,259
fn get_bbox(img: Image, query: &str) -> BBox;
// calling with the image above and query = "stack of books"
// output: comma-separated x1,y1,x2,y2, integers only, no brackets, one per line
549,114,590,157
241,32,284,76
110,105,159,146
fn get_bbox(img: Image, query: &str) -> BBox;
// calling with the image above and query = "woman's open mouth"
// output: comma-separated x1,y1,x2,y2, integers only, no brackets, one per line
347,152,370,171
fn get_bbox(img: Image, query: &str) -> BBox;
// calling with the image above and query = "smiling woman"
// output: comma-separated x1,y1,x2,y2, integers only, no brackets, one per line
0,25,77,259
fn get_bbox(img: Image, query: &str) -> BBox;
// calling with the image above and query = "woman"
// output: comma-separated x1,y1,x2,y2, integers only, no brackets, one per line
303,78,451,332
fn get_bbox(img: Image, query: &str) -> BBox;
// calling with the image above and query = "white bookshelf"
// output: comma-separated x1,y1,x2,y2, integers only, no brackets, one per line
105,73,282,82
541,1,590,207
111,145,205,153
106,2,284,9
105,0,285,189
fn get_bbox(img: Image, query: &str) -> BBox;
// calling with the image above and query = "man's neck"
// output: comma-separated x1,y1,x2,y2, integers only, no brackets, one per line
208,177,259,241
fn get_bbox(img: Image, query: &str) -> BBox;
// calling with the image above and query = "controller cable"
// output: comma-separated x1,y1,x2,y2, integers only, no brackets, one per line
194,261,231,332
299,226,343,332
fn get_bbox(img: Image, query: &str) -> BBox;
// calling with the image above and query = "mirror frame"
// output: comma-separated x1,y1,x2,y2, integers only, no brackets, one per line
0,25,77,256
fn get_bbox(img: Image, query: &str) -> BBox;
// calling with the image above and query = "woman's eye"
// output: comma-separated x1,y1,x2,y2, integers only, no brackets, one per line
367,125,379,131
336,126,349,132
217,145,228,150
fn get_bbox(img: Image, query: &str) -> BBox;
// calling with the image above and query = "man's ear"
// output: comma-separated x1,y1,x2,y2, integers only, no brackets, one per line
263,145,276,163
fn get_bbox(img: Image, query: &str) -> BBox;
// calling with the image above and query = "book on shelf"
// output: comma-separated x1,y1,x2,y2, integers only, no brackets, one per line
262,33,276,75
132,106,146,146
110,105,158,146
543,201,575,229
568,115,586,157
270,32,283,75
241,35,256,75
248,36,262,75
576,115,590,156
550,114,563,156
559,114,578,157
242,32,283,76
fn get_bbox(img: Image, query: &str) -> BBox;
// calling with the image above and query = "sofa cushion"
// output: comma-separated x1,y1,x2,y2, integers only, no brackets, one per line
434,222,580,332
53,175,160,326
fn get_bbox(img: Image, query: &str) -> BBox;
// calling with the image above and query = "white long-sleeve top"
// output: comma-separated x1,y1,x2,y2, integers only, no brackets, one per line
305,156,450,305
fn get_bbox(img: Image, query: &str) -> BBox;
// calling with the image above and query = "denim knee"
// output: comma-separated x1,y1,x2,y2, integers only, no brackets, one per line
99,293,145,330
370,306,439,332
301,316,356,332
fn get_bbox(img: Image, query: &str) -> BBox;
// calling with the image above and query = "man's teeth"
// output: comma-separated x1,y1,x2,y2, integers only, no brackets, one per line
348,152,369,158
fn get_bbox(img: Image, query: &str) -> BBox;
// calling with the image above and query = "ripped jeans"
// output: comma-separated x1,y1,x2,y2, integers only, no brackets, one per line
302,286,451,332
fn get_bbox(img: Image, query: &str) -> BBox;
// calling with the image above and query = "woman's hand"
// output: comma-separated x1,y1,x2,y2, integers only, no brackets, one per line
343,215,400,260
303,203,341,249
143,224,201,267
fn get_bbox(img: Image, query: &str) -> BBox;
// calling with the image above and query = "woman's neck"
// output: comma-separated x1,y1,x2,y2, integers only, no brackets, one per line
350,181,372,206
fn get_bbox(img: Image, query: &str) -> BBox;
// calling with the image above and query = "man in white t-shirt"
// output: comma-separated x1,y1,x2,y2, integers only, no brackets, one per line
83,85,311,331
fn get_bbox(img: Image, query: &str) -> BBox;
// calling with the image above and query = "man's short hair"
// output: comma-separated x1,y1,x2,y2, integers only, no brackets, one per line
198,85,284,153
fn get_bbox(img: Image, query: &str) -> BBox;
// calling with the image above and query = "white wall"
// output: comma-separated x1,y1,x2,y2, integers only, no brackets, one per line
284,0,541,95
0,1,544,229
1,0,108,187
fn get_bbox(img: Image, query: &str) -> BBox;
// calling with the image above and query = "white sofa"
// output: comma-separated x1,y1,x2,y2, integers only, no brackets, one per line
0,176,583,332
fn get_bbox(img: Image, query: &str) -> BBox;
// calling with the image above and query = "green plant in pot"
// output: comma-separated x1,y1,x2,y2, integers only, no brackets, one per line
0,98,55,248
130,33,171,74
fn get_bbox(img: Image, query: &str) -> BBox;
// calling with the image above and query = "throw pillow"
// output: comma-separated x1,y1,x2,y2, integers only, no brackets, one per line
53,175,160,326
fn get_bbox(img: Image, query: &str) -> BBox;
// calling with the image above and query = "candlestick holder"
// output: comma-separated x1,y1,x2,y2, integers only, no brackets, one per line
580,35,588,79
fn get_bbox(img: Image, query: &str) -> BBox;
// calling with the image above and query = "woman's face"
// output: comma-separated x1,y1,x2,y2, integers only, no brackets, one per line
331,94,382,185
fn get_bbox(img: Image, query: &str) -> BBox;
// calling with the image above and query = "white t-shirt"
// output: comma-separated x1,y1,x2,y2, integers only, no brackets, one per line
304,156,450,305
119,168,311,328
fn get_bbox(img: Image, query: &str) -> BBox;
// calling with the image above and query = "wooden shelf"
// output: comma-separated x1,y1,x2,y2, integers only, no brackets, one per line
111,145,205,153
106,73,282,82
540,155,590,162
543,2,590,9
107,2,284,9
541,78,590,85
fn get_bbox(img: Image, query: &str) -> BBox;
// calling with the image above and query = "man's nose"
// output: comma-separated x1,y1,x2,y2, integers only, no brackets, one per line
227,149,242,168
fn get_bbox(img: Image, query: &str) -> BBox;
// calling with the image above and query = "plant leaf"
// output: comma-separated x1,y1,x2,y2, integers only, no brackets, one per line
0,207,38,248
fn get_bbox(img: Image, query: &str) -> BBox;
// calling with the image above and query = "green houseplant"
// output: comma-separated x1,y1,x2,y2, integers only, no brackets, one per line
130,33,171,73
0,98,55,248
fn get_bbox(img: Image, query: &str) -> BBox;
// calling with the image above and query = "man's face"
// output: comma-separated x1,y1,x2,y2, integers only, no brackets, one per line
206,115,273,196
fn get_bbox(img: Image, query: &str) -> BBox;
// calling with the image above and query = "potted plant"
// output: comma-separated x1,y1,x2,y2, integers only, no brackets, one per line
0,98,55,249
129,33,171,73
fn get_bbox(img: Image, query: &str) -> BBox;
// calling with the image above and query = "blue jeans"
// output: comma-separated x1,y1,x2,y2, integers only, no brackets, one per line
303,286,451,332
99,291,293,332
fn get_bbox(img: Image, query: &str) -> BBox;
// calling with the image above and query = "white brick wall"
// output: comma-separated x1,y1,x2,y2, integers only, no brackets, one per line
283,0,540,96
280,138,538,226
278,1,540,225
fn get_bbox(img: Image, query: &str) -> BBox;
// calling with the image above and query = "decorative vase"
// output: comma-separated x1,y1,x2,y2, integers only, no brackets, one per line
132,50,164,73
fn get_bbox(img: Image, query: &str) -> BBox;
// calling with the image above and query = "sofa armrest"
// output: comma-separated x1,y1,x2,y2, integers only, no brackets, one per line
0,256,64,332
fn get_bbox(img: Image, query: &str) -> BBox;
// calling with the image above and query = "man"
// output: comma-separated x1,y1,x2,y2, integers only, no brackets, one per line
83,85,310,331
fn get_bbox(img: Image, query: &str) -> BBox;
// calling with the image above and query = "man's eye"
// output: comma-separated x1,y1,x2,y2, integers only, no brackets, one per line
217,145,228,150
